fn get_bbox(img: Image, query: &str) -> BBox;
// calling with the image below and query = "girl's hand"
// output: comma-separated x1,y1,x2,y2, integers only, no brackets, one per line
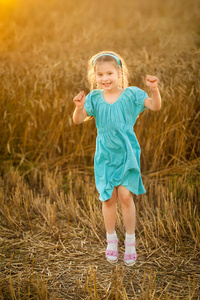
73,91,86,109
146,75,159,90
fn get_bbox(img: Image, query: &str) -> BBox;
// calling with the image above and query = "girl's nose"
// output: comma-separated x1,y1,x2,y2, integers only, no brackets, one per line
102,75,108,81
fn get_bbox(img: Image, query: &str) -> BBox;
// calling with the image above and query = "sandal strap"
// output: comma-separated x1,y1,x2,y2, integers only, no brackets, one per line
107,239,118,244
106,250,119,258
124,253,137,261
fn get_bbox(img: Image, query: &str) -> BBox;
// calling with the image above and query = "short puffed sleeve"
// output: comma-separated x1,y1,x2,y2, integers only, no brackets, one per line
128,86,148,115
84,91,95,117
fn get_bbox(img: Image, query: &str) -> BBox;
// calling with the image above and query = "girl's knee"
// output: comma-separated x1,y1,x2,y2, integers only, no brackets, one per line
104,196,116,208
119,196,133,207
118,187,133,207
103,188,117,207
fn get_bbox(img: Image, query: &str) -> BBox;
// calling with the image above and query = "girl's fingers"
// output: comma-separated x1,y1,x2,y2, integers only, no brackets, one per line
73,91,85,104
78,91,84,97
74,94,83,101
148,79,158,83
77,91,85,99
146,75,158,82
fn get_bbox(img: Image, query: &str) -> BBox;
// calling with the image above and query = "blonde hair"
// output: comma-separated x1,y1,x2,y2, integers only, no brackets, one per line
87,50,129,91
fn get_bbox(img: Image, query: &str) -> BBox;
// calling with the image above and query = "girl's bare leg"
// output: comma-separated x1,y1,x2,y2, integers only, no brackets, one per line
117,185,136,234
102,187,119,263
102,187,118,234
117,185,137,265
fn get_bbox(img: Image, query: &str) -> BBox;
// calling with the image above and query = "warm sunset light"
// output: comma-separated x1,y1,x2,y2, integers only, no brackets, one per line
1,0,21,12
0,0,199,298
0,0,18,12
0,0,14,5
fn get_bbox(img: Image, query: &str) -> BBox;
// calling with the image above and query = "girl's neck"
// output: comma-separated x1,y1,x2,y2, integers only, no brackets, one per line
103,87,124,103
103,87,123,97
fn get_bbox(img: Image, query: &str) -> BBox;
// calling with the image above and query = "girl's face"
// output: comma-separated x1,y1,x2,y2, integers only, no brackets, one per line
95,61,121,92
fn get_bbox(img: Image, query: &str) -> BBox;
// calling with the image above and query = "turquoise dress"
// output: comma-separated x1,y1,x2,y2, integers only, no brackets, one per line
84,86,148,201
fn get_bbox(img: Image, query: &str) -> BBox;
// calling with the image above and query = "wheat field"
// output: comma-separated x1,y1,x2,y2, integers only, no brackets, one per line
0,0,200,299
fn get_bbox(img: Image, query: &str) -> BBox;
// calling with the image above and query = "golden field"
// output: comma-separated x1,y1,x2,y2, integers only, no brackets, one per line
0,0,199,298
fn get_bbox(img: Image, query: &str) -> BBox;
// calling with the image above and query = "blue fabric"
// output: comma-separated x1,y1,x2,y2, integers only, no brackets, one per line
84,86,148,201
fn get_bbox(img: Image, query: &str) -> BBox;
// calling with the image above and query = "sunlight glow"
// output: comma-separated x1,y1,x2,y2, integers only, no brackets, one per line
0,0,16,7
0,0,14,3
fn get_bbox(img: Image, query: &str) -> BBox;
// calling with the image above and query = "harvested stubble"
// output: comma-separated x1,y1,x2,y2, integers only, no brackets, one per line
0,169,199,299
0,0,200,298
0,0,200,176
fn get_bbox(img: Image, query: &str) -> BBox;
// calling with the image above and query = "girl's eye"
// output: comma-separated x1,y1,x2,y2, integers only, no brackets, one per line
108,73,112,75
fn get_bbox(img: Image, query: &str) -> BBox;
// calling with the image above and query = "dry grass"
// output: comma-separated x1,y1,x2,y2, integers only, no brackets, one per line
0,0,199,176
0,0,200,298
0,169,199,299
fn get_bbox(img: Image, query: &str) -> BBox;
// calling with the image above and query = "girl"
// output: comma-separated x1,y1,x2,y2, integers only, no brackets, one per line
73,51,161,266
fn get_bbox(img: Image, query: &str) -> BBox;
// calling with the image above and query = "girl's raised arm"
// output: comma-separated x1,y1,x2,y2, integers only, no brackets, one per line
73,91,88,124
144,75,161,111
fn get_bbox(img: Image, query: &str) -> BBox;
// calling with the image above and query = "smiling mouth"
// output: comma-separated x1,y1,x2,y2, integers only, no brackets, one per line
102,82,111,86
